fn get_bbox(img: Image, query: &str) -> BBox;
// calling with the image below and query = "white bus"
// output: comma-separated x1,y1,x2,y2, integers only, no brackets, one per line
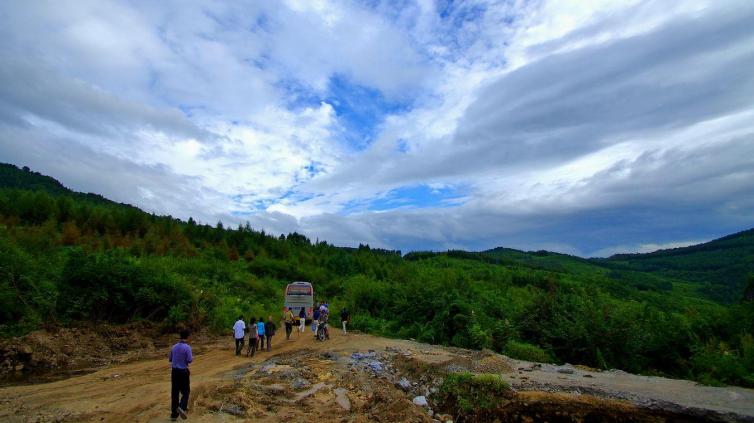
284,281,314,321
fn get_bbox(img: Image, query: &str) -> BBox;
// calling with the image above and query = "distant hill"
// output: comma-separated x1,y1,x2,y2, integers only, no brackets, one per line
482,231,754,304
0,163,71,195
0,163,137,208
3,161,752,303
596,229,754,303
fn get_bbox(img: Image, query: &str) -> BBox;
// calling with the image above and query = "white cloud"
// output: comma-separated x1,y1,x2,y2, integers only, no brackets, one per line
1,0,753,256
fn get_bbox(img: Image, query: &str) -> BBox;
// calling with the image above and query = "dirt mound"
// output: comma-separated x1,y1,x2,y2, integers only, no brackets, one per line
194,348,433,422
0,323,168,381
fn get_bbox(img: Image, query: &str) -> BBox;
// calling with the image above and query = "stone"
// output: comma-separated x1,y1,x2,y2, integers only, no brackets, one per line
321,352,338,361
294,382,329,402
291,378,311,390
259,364,275,375
557,368,574,374
398,378,411,391
334,387,351,411
223,404,245,416
413,396,428,407
261,383,286,393
351,352,376,360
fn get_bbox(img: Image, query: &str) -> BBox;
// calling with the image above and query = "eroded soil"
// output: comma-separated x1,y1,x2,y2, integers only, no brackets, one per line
1,328,753,422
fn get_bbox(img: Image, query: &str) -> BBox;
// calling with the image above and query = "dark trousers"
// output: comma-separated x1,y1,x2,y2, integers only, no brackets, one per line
266,334,272,351
235,337,244,355
247,337,257,356
171,368,190,417
259,334,265,350
285,323,293,339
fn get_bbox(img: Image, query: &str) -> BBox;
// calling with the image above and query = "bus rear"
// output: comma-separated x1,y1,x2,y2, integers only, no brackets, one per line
284,281,314,320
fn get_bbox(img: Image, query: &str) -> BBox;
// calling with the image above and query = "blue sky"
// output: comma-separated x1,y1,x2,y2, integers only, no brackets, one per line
1,0,754,256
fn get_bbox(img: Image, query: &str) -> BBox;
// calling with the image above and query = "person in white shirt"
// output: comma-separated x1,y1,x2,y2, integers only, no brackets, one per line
232,316,246,356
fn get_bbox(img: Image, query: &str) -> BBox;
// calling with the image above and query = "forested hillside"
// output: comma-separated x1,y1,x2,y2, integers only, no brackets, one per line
1,163,753,387
483,237,754,304
598,230,754,303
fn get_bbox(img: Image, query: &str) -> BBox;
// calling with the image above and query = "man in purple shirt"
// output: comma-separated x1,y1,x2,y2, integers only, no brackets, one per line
168,329,192,420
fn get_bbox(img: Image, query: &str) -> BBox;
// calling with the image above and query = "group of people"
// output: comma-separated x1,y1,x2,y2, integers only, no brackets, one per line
232,315,277,357
166,306,353,420
310,302,351,339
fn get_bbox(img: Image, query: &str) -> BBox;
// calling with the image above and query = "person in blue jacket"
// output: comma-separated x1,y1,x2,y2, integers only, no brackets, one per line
257,317,266,350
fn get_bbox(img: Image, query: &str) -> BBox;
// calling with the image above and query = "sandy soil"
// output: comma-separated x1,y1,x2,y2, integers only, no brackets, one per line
1,328,753,422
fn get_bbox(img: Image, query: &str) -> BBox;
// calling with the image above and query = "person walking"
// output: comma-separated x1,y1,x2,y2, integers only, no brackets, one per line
318,302,330,340
169,329,192,421
283,307,294,340
257,317,266,350
298,307,306,333
311,306,320,335
232,315,246,356
265,316,276,351
340,308,350,334
247,318,258,357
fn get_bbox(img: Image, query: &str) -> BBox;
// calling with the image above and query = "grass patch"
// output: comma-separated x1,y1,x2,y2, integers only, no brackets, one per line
438,372,512,421
503,340,555,363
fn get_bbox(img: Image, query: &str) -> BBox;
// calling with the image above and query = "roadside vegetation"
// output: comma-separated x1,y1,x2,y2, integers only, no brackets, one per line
1,163,753,387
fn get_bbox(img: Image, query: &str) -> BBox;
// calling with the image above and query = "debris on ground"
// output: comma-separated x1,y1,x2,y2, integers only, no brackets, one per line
2,330,753,422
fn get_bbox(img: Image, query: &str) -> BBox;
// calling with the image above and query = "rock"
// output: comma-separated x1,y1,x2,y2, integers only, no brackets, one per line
259,364,275,375
351,352,377,360
334,387,351,411
293,382,329,402
398,378,411,391
367,361,383,373
291,378,311,390
261,383,286,393
428,408,434,417
223,404,245,416
413,396,428,407
321,352,338,361
557,368,574,374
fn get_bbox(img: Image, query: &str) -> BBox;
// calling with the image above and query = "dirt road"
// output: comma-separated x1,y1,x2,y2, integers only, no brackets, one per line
0,327,331,422
2,327,754,422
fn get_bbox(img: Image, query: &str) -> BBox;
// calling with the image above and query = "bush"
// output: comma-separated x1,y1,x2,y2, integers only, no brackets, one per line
439,372,512,422
691,339,754,387
504,340,555,363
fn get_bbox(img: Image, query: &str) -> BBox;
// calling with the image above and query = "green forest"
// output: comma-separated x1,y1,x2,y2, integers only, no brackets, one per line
1,163,753,387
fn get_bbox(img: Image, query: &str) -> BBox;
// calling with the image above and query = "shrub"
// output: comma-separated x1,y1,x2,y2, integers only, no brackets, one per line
438,372,513,422
503,340,555,363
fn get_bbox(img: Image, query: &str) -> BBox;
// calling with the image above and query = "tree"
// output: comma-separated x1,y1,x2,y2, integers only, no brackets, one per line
61,221,81,246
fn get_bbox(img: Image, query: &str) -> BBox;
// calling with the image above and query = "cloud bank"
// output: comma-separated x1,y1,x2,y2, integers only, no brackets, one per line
1,0,753,256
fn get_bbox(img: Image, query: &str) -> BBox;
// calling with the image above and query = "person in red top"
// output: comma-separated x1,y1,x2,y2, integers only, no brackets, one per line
168,329,192,421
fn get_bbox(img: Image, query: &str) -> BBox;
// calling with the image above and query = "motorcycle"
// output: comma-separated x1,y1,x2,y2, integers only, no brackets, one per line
316,321,329,341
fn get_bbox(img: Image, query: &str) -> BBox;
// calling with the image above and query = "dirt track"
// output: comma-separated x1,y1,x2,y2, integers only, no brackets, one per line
0,327,329,422
2,327,754,422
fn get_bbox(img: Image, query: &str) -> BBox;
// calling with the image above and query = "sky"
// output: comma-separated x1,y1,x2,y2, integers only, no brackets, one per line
1,0,754,257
